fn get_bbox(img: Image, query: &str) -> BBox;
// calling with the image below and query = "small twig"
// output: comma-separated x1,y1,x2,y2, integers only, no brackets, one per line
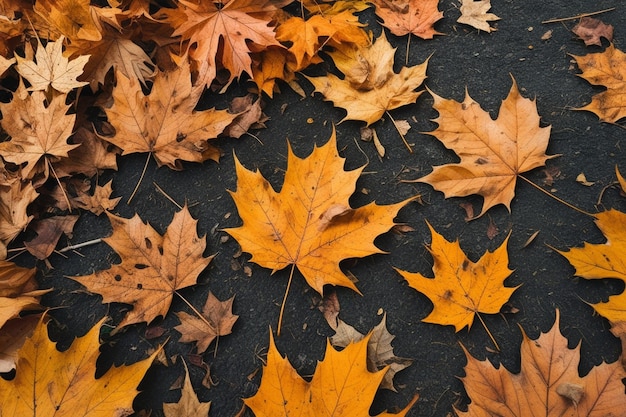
277,263,296,337
153,182,183,209
476,312,500,352
518,175,596,217
58,238,103,253
48,158,72,211
541,7,615,24
128,152,152,204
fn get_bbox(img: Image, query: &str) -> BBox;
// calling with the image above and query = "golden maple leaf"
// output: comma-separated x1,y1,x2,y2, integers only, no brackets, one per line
457,0,500,33
33,0,103,42
71,206,212,328
0,83,79,179
175,291,238,354
15,35,89,93
0,178,38,243
0,318,156,416
457,310,626,416
163,361,211,417
306,32,428,125
225,130,411,297
572,44,626,123
558,209,626,322
417,77,557,218
370,0,443,39
244,332,418,417
157,0,280,86
102,62,237,169
395,222,517,331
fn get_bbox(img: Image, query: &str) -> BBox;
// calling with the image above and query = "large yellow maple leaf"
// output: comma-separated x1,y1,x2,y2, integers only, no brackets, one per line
572,44,626,123
244,332,418,417
0,318,156,416
225,130,411,297
558,209,626,322
418,77,557,218
457,311,626,416
102,61,237,169
306,32,428,125
395,223,517,331
71,206,212,328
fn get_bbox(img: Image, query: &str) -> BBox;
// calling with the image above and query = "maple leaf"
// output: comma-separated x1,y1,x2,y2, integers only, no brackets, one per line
572,44,626,123
71,206,212,328
55,127,119,178
163,361,211,417
0,83,79,179
0,258,42,329
370,0,443,39
15,35,89,93
395,222,517,331
33,0,102,42
0,317,156,416
102,62,237,169
225,129,412,297
457,0,500,33
0,179,38,243
558,209,626,322
72,180,121,215
306,32,428,125
175,291,238,354
244,331,418,417
572,17,614,47
24,215,79,260
157,0,281,86
457,310,626,416
417,77,557,218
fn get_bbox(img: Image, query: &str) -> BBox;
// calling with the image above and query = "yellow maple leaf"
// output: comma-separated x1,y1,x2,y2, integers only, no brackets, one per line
457,311,626,416
71,206,212,328
558,209,626,322
33,0,102,42
244,332,418,417
395,222,517,331
417,77,557,218
572,44,626,123
102,62,237,169
0,318,156,416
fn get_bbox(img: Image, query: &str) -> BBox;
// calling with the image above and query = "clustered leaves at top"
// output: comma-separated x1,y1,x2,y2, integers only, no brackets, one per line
0,1,624,417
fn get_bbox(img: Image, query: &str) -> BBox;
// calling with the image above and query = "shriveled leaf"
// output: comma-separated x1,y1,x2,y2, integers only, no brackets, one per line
371,0,443,39
72,180,121,216
71,206,212,328
572,17,614,46
0,318,156,416
457,0,500,33
244,331,418,417
307,32,428,126
417,77,556,218
572,44,626,123
457,311,626,416
24,215,79,260
225,129,412,295
175,291,238,354
396,223,517,331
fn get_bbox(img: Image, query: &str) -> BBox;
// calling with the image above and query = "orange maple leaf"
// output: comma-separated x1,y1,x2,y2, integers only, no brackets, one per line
102,62,237,169
457,311,626,416
558,209,626,322
395,223,517,332
244,332,418,417
572,44,626,123
71,206,212,328
417,77,557,218
0,318,156,416
371,0,443,39
33,0,103,42
157,0,280,86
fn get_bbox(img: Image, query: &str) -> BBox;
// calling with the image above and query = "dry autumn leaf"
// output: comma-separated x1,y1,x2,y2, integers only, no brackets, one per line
0,258,42,330
417,77,557,218
163,361,211,417
0,318,156,416
617,166,626,194
371,0,443,39
0,178,38,243
558,209,626,322
457,311,626,416
71,205,212,328
572,16,614,47
24,215,79,260
244,331,418,417
225,130,411,331
395,222,517,332
33,0,103,42
102,61,237,169
457,0,500,33
175,291,238,354
572,44,626,123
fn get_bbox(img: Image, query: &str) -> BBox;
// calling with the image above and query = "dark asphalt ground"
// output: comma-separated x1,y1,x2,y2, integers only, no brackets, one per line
30,1,626,416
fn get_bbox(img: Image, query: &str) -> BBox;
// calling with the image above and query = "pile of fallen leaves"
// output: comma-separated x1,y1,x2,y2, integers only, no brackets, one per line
0,1,625,416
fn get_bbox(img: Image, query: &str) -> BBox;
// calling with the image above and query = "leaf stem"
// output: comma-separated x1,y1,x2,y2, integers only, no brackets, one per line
128,152,152,204
476,312,500,352
277,263,296,337
48,158,72,211
517,175,596,218
541,7,615,23
58,238,102,253
386,111,413,153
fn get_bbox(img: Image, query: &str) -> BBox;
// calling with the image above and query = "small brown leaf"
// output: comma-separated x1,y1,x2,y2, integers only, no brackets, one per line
572,17,613,46
24,215,79,260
